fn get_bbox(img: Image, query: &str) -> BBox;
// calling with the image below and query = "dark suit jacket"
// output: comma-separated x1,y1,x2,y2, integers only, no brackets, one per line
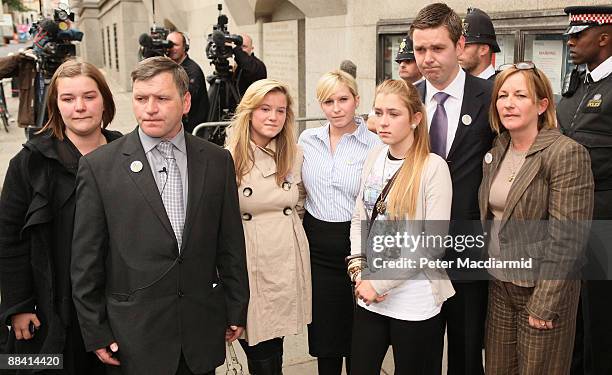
417,73,495,277
71,128,249,375
416,73,494,220
478,128,593,320
233,47,267,97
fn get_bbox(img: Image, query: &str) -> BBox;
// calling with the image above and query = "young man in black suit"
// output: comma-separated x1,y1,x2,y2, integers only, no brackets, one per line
71,56,249,375
410,3,495,375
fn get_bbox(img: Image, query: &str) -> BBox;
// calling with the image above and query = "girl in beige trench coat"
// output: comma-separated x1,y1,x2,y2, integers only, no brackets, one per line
228,79,311,375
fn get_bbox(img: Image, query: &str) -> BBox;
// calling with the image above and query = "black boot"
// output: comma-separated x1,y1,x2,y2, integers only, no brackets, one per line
247,353,283,375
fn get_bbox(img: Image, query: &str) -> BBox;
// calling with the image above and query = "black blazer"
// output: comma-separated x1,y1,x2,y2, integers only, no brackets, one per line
71,128,249,375
0,129,121,360
416,72,494,219
417,73,495,275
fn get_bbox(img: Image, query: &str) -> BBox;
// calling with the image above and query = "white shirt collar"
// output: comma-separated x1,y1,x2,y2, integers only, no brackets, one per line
477,65,496,80
425,67,466,103
587,56,612,82
138,125,187,155
315,116,371,145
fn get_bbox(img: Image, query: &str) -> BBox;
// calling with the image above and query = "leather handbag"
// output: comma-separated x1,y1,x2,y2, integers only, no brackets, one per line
225,341,245,375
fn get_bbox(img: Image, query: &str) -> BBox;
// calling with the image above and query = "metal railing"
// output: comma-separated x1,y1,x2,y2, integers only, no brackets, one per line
191,116,330,137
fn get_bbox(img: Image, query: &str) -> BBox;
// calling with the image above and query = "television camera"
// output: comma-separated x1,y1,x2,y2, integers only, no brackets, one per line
203,4,243,145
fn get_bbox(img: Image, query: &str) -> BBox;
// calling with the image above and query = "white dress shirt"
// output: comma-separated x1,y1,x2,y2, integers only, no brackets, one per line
299,117,380,222
477,65,496,80
587,55,612,82
425,67,466,157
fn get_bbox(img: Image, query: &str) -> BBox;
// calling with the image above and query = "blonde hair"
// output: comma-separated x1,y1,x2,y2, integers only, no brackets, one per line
489,66,556,134
375,80,430,220
228,79,297,186
316,70,358,103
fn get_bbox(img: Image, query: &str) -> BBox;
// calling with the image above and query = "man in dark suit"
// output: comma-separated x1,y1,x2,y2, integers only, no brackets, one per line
410,4,495,375
71,56,249,375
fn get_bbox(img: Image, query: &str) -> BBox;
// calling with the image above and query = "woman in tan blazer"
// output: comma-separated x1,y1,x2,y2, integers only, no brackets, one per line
478,63,594,374
228,79,311,374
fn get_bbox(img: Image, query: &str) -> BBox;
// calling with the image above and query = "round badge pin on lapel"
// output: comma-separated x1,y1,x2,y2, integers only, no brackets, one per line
484,153,493,164
461,114,472,126
130,160,143,173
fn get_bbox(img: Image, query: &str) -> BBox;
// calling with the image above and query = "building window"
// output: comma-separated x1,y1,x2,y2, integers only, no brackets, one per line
523,33,571,97
493,34,516,68
101,29,106,66
380,34,404,81
106,26,111,70
113,24,119,71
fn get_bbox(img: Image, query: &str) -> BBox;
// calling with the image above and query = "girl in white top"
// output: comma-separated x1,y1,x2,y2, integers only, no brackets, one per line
348,79,454,375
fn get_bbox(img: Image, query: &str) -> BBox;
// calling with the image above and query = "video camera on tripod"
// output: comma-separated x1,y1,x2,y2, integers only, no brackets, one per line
28,3,83,133
205,6,243,78
30,3,83,79
203,4,243,145
138,25,174,60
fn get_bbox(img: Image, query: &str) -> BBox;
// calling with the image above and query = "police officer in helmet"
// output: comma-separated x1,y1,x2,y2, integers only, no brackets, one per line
459,8,500,80
395,35,423,84
557,6,612,375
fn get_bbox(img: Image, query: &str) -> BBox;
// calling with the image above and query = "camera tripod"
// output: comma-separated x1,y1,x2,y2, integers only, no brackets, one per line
205,67,241,146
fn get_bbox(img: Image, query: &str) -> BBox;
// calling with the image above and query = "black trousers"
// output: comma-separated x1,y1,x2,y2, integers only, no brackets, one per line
573,280,612,375
104,352,214,375
174,352,214,375
441,281,488,375
350,306,444,375
239,338,284,361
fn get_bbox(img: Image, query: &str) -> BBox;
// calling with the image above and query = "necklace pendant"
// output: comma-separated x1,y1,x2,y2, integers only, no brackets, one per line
375,201,387,215
508,174,515,183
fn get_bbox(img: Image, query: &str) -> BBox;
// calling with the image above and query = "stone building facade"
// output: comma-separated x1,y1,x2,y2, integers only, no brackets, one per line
73,0,612,121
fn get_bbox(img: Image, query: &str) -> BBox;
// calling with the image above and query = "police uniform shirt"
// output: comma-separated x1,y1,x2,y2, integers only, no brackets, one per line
557,56,612,195
478,65,496,80
587,55,612,82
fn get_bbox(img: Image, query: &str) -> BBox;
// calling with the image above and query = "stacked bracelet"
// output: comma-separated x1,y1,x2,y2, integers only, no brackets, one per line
346,254,367,283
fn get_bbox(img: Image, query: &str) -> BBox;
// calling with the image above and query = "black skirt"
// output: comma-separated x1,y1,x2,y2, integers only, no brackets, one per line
304,211,354,357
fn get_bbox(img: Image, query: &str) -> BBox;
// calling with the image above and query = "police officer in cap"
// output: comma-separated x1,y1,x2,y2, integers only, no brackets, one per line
395,35,423,84
557,6,612,375
459,8,500,80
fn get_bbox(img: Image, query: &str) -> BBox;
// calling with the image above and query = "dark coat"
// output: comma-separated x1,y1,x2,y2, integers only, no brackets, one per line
558,73,612,219
181,55,209,134
416,69,495,375
416,73,495,266
71,129,249,375
416,73,495,220
0,129,121,363
233,47,267,97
